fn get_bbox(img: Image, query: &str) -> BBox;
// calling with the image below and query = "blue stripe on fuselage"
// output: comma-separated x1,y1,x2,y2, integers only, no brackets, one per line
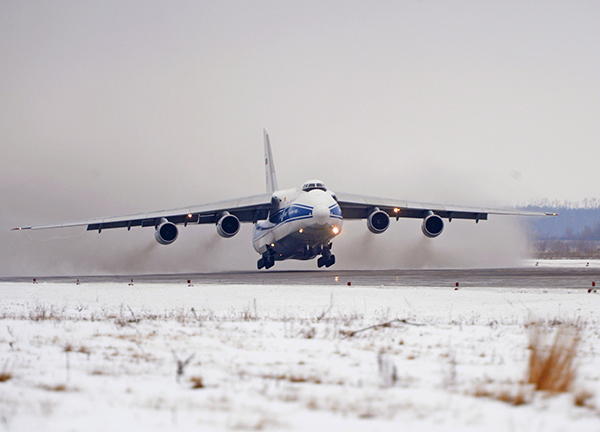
329,203,342,219
255,202,342,236
268,203,313,225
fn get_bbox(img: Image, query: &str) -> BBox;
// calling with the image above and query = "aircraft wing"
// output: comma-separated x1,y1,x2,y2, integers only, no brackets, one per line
12,193,273,232
334,191,557,221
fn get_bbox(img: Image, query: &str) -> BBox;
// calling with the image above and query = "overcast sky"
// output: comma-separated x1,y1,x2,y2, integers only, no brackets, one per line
2,1,599,276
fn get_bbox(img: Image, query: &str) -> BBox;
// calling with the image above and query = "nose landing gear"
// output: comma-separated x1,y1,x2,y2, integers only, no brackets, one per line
317,243,335,268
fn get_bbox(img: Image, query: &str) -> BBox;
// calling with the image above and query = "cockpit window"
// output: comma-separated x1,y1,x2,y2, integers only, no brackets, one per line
302,181,327,192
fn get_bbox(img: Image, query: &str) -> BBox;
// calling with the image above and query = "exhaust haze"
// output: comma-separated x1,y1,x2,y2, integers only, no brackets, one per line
1,1,598,276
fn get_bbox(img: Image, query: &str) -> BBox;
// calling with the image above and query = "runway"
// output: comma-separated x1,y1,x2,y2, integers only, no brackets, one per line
2,266,598,289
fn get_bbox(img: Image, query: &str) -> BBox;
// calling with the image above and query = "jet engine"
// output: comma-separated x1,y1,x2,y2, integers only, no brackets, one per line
216,213,241,238
421,213,444,238
155,221,179,245
367,209,390,234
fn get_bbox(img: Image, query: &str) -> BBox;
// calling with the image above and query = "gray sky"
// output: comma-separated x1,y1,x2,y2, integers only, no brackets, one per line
1,1,599,276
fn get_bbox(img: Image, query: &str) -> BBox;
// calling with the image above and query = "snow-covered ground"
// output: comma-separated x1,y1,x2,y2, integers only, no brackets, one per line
1,265,600,431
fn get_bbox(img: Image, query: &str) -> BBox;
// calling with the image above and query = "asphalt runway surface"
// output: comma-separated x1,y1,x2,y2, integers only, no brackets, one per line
2,267,599,289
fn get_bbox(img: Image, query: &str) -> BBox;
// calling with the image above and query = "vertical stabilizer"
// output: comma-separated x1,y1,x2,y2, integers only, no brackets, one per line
264,129,279,194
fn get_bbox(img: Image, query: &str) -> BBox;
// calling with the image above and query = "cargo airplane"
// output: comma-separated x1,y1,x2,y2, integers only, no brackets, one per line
13,130,556,270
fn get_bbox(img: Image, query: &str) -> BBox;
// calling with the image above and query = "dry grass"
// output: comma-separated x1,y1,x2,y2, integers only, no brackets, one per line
472,386,493,398
0,360,13,382
527,323,579,392
470,321,580,406
40,383,68,392
78,345,92,356
0,371,13,382
573,389,594,407
260,372,322,384
472,385,531,406
29,304,59,321
496,388,530,406
190,376,204,389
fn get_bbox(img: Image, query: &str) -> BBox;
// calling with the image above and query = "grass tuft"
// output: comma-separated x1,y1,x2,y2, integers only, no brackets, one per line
472,385,531,406
0,371,13,382
527,323,579,393
573,389,594,407
0,360,13,382
190,376,204,389
40,383,68,392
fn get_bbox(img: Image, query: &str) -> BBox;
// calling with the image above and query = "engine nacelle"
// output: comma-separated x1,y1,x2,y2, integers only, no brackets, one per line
155,221,179,245
216,213,240,238
367,209,390,234
422,214,444,238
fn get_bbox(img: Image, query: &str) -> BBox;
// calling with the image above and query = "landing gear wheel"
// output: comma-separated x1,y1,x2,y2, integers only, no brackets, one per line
264,258,275,269
258,252,275,270
325,255,336,268
317,242,335,269
317,253,335,268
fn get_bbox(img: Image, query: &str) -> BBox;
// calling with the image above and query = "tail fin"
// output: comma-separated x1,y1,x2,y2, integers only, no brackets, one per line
264,129,279,194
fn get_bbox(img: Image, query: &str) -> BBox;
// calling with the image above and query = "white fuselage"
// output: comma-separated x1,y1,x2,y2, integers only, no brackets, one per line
252,187,343,261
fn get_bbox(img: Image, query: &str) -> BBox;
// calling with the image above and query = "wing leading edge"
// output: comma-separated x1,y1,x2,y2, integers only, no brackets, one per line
334,191,557,221
12,191,556,232
13,193,273,232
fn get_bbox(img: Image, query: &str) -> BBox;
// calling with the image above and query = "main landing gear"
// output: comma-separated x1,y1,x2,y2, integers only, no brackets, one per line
257,250,275,270
317,244,335,268
257,244,336,270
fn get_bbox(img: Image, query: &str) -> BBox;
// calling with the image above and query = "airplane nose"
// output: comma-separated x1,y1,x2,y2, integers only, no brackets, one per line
312,204,330,225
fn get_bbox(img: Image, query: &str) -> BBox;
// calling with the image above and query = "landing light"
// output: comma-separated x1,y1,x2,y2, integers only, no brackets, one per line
187,213,193,218
332,226,340,235
299,229,303,233
394,208,400,213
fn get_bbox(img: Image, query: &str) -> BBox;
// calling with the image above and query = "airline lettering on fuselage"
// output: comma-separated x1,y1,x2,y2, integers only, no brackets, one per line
269,204,312,224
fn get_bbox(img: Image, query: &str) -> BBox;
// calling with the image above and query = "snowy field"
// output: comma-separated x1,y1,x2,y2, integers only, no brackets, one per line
1,262,600,431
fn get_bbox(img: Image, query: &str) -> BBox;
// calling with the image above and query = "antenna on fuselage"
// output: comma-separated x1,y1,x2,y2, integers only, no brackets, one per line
264,129,279,194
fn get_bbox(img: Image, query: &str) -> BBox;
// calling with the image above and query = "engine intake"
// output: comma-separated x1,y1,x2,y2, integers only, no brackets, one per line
155,221,179,245
422,213,444,238
367,209,390,234
216,213,240,238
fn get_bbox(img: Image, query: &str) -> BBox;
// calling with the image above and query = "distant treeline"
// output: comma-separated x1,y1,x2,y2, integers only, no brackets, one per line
519,200,600,258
